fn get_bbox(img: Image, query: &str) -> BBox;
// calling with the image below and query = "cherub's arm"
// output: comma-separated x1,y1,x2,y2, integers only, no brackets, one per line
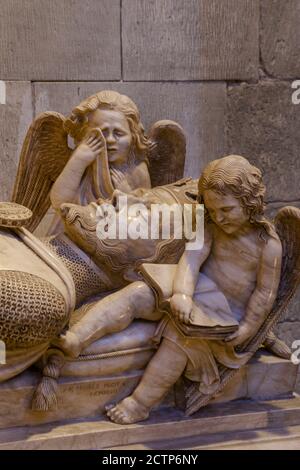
50,130,104,211
50,156,89,211
171,226,212,323
227,236,282,346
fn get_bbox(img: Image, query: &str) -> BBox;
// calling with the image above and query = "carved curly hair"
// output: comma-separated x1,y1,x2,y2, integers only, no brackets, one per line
198,155,277,239
64,90,149,164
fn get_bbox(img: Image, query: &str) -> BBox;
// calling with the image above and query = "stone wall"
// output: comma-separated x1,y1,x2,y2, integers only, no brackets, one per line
0,0,299,348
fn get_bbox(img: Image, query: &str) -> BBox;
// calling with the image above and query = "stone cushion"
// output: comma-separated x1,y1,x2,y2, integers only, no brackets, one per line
60,320,157,377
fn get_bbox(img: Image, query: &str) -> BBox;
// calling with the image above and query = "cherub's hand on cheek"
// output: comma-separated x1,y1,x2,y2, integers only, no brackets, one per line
72,128,105,167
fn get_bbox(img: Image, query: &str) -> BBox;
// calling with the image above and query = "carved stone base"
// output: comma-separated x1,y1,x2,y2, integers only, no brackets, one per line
212,350,298,404
0,369,146,429
0,350,298,434
1,397,300,450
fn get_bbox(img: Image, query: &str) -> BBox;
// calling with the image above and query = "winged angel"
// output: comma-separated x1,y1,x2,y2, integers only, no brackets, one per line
0,90,299,417
0,90,187,389
12,90,186,232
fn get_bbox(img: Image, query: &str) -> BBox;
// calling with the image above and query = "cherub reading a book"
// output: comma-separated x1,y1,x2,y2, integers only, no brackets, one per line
104,154,282,424
53,155,282,424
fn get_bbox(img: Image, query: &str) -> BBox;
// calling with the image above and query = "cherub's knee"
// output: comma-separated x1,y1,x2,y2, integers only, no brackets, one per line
100,282,153,329
126,280,151,295
128,281,156,317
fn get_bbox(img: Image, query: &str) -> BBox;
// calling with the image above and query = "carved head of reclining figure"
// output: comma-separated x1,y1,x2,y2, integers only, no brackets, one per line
60,182,198,282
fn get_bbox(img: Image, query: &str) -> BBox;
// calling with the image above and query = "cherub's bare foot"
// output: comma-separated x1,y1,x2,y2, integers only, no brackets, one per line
106,396,150,424
51,331,81,359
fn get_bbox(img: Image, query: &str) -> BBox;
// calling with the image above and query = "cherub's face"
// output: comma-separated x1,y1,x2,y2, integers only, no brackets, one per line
88,109,132,166
203,190,250,234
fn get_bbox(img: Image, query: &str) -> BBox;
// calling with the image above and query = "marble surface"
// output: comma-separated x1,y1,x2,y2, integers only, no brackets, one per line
1,397,300,450
122,0,259,80
0,369,144,429
212,350,299,403
0,350,297,432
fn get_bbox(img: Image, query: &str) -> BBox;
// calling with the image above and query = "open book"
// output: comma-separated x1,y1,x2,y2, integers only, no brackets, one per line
140,263,239,340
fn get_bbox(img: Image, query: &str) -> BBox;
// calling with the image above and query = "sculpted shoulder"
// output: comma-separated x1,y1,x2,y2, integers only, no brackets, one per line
262,233,282,266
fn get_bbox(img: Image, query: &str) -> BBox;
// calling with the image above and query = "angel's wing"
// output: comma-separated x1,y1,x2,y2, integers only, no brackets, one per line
148,120,186,187
184,206,300,416
273,206,300,308
12,112,71,232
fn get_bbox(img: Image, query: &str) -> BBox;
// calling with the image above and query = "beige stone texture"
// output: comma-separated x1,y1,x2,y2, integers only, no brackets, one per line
34,81,227,178
0,0,121,80
122,0,259,80
0,81,33,201
0,396,300,449
212,351,298,404
0,369,143,429
226,81,300,203
261,0,300,78
0,350,296,431
108,422,300,450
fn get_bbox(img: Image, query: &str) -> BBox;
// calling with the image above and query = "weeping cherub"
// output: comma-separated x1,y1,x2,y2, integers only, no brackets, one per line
12,89,186,233
50,90,152,210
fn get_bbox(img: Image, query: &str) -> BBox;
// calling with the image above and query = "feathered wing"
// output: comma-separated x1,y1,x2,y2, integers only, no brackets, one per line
12,112,72,232
185,206,300,416
147,120,186,187
272,206,300,314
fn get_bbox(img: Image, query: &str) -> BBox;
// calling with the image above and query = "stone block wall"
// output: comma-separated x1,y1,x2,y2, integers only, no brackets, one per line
0,0,299,348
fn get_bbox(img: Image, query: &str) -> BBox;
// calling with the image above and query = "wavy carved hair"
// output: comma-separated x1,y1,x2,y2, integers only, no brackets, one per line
64,90,149,164
198,155,277,239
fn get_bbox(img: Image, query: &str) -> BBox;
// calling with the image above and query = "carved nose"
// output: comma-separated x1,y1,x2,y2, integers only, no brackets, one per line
106,132,117,145
215,212,224,224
